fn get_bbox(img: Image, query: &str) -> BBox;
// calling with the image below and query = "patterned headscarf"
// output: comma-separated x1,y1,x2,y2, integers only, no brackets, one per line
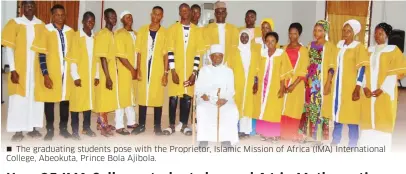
376,22,393,37
261,18,275,31
316,20,329,32
315,20,330,40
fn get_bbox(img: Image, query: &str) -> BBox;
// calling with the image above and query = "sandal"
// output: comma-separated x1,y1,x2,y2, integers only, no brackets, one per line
270,137,279,144
260,135,269,141
180,126,192,136
163,125,175,136
11,132,24,142
239,133,250,139
311,141,323,147
27,130,42,138
127,124,139,129
116,128,130,135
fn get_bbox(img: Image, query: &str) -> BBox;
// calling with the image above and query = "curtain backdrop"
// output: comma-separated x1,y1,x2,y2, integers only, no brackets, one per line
19,0,79,30
326,1,370,45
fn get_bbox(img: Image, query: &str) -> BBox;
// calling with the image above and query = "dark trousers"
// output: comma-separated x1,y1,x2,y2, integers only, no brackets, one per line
139,105,162,127
169,95,192,125
45,101,69,131
70,110,91,133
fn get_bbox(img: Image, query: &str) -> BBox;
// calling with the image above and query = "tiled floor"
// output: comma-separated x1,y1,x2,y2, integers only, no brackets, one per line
1,73,405,151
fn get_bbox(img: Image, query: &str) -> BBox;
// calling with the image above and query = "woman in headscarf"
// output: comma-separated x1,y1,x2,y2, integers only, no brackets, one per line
359,23,406,151
331,19,369,147
255,32,293,143
280,23,309,141
251,18,276,136
298,20,337,145
230,29,260,139
254,18,277,55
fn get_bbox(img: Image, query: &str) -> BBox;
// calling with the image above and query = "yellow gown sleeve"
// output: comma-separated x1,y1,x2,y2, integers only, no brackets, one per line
94,31,110,59
203,27,211,50
280,52,294,79
162,29,168,55
115,32,128,59
31,24,48,54
196,28,206,56
253,51,261,77
65,34,79,64
387,47,406,77
232,27,239,47
1,19,17,49
355,44,369,69
295,47,310,77
166,26,175,53
327,43,337,70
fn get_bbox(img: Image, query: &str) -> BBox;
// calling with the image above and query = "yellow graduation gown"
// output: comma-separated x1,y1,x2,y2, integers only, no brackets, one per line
167,23,205,97
31,24,75,102
93,28,119,113
306,41,338,119
134,25,167,107
203,23,239,65
229,46,260,118
255,49,293,122
1,18,43,97
65,30,97,112
282,46,309,119
115,28,137,108
332,40,369,124
361,45,406,133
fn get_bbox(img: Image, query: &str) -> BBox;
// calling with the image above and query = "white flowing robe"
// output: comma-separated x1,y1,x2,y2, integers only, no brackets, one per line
5,16,44,132
195,64,239,145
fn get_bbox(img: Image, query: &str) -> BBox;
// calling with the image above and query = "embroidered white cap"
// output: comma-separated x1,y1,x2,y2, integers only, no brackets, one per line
120,10,132,19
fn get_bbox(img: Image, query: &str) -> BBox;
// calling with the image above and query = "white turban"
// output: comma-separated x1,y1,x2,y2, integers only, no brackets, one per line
344,19,361,35
120,10,132,19
210,44,224,55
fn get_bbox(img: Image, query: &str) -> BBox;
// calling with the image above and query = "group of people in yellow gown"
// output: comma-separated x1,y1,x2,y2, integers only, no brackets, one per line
3,1,405,150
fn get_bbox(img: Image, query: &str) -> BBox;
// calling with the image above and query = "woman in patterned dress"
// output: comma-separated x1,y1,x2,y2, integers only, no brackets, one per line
299,20,337,145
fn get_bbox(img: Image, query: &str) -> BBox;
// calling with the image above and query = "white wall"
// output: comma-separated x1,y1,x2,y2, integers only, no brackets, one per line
1,0,18,68
1,1,17,29
292,1,326,45
78,0,103,32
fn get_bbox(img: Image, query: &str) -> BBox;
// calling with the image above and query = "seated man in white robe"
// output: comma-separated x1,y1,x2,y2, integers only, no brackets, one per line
194,44,239,147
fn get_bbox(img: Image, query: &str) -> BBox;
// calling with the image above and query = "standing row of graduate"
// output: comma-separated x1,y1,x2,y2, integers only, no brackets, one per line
3,1,405,149
232,16,406,149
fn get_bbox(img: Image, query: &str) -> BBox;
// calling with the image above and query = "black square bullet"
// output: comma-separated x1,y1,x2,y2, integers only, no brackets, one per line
7,146,12,152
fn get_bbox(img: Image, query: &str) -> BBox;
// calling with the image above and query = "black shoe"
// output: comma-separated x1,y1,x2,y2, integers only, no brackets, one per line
72,133,81,140
131,125,146,135
11,132,24,142
27,130,42,138
44,129,54,141
82,128,96,137
60,129,72,138
154,126,164,136
199,141,208,147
